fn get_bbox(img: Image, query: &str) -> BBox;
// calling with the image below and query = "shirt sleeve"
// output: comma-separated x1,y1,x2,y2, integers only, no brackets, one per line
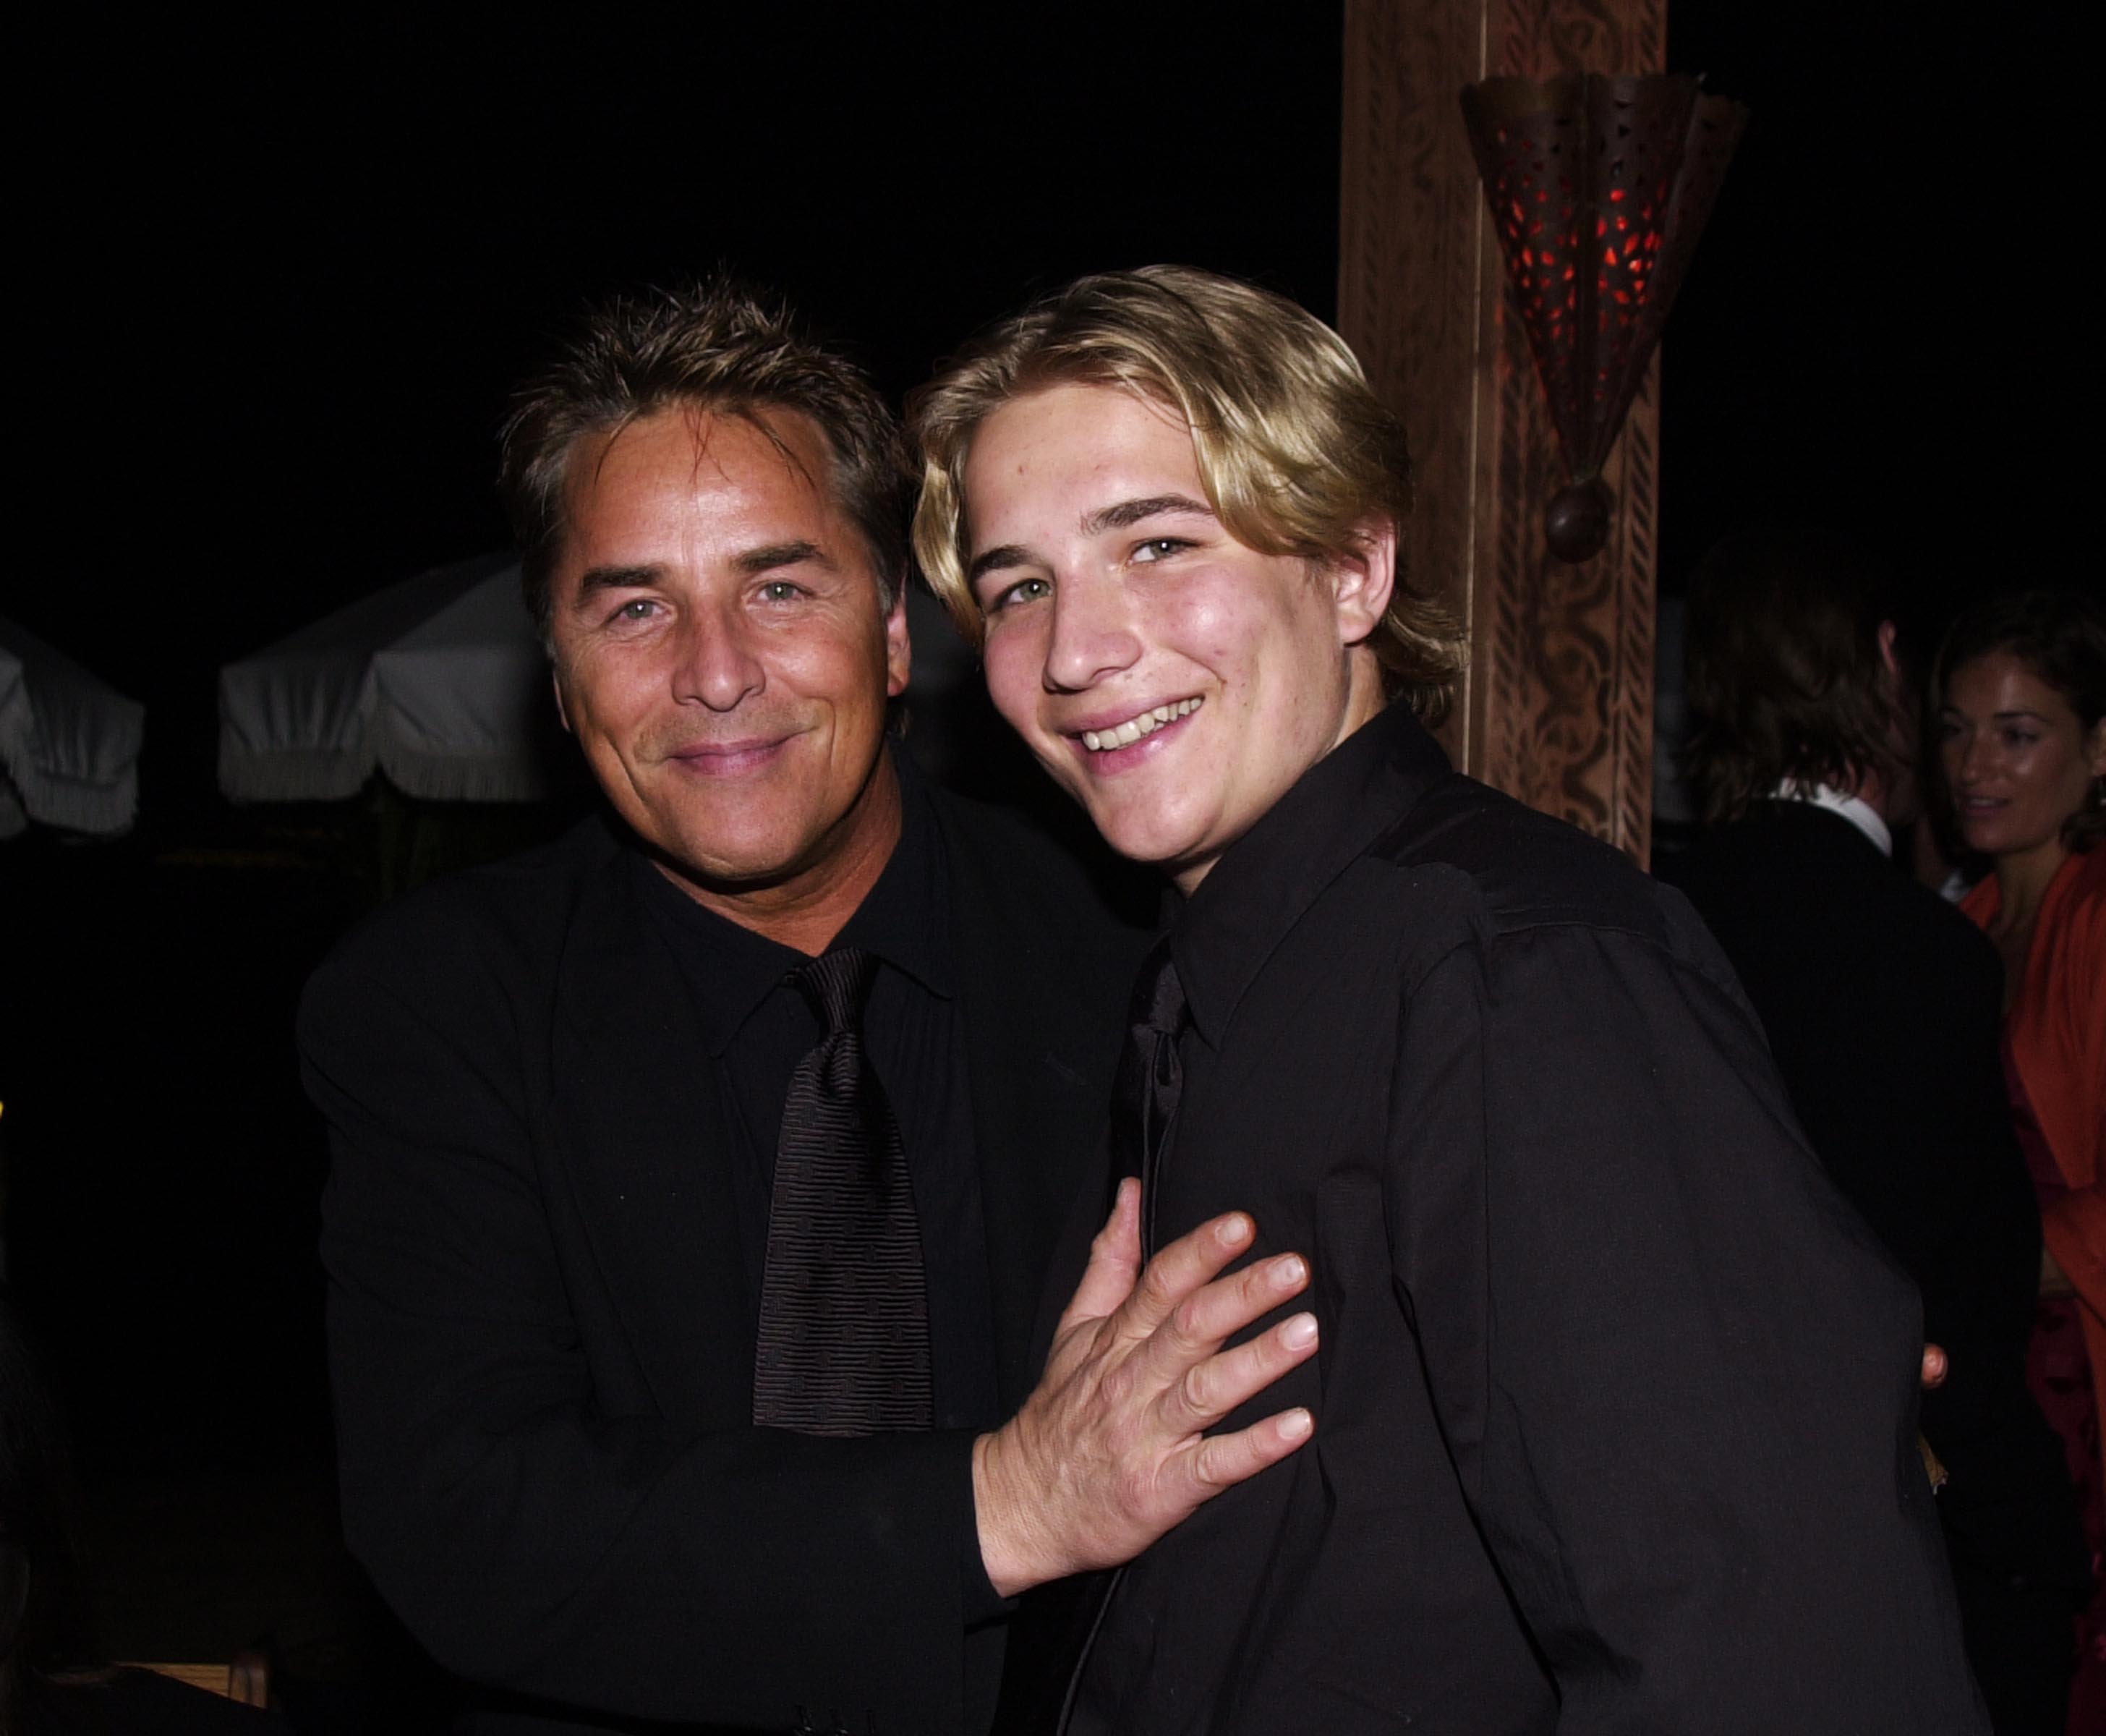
1386,911,1987,1735
301,935,990,1734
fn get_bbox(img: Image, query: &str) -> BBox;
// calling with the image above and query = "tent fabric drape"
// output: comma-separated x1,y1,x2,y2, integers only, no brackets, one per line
217,553,553,804
0,616,146,838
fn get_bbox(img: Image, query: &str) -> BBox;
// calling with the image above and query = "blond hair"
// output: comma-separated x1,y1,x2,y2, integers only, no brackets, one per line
908,265,1462,721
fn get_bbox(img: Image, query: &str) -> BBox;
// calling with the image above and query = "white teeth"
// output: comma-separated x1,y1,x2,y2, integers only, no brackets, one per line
1080,697,1202,752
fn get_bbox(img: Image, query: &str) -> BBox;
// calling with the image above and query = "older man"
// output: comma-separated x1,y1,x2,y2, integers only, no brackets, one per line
911,265,1987,1733
300,281,1318,1736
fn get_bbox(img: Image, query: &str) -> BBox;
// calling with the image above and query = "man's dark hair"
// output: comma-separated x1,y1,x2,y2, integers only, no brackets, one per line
1930,587,2106,854
1681,524,1904,826
500,279,910,641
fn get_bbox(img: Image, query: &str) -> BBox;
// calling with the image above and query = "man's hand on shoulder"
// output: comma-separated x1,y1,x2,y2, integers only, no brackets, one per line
972,1178,1318,1597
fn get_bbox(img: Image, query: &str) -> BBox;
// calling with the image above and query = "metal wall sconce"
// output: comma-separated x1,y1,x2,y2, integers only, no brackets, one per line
1461,74,1747,563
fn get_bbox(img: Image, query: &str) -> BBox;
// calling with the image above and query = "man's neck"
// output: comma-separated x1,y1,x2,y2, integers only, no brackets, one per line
1772,775,1893,858
654,754,905,955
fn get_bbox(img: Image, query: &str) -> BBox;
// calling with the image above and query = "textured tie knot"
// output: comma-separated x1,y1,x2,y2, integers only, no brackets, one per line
793,946,878,1036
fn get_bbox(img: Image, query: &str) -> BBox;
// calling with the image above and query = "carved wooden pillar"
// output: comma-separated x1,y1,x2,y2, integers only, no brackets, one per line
1339,0,1666,863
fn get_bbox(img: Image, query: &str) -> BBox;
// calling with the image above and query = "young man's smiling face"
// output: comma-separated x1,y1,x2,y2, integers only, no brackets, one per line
962,381,1391,891
547,404,909,934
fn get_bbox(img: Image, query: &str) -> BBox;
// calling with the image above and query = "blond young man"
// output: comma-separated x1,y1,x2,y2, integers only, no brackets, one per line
911,266,1985,1735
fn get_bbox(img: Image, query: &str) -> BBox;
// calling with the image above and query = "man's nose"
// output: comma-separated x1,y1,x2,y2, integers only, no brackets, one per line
672,604,765,712
1043,570,1141,694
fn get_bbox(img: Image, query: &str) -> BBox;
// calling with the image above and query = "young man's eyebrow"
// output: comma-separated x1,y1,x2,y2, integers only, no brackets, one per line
1080,493,1215,536
967,545,1031,588
965,495,1217,590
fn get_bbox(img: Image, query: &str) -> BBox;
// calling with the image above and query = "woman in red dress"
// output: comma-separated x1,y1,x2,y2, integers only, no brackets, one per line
1936,590,2106,1731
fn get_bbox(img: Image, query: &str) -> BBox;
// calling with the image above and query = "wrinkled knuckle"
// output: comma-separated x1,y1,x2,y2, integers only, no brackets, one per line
1114,1463,1159,1520
1190,1434,1234,1491
1164,1297,1208,1356
1177,1360,1216,1420
1136,1261,1180,1314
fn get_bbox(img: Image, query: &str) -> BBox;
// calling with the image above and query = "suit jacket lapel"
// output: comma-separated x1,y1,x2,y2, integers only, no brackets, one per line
941,801,1141,1412
551,847,754,1429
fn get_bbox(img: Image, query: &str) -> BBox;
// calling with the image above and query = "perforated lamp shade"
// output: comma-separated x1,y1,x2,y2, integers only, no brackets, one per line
1461,74,1747,562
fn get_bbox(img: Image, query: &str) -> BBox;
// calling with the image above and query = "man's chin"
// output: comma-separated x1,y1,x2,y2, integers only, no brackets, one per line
647,831,819,899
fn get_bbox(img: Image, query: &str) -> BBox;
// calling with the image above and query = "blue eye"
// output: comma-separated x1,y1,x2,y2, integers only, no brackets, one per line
1133,537,1192,563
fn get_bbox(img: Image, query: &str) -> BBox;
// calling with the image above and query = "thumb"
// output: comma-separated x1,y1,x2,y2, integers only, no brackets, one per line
1058,1176,1143,1332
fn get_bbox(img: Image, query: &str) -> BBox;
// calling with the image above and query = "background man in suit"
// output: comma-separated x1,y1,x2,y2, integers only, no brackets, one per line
1662,525,2087,1733
912,265,1986,1732
299,281,1321,1736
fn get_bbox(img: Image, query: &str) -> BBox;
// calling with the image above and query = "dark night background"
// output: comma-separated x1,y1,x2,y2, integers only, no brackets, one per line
0,1,2081,1722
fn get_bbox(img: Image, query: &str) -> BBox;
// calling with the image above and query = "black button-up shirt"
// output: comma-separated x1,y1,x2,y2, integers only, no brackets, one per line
636,754,998,1434
1071,702,1983,1734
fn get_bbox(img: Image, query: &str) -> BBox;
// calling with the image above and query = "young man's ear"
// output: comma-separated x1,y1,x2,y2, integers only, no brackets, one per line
1331,518,1399,649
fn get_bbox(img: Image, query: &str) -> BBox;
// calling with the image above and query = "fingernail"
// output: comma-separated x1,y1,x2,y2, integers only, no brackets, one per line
1282,1311,1318,1349
1274,1254,1307,1288
1279,1408,1313,1441
1217,1214,1253,1247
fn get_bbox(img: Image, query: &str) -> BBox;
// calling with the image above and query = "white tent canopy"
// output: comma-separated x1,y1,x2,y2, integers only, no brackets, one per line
218,553,555,804
0,616,146,838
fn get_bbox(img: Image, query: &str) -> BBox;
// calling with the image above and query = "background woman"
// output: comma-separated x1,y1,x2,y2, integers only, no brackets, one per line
1936,589,2106,1729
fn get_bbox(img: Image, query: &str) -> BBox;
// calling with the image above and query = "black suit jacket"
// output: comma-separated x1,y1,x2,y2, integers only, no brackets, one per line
299,790,1145,1736
1661,803,2082,1584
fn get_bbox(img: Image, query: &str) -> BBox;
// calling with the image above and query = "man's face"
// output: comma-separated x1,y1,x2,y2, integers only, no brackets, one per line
962,382,1388,890
547,406,909,903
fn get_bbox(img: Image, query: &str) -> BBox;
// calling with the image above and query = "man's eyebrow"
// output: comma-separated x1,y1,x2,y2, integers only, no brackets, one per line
966,495,1219,590
574,542,832,596
967,545,1032,588
1080,493,1216,536
733,539,830,576
576,563,661,595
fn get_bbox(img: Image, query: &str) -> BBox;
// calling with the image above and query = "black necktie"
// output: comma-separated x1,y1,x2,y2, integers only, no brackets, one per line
1112,937,1189,1259
752,946,933,1435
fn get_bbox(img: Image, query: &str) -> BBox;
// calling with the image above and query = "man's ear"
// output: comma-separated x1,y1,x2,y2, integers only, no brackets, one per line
550,667,574,735
884,586,913,699
1331,518,1399,649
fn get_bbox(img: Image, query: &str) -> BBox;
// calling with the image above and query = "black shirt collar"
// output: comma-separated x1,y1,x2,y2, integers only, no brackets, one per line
1170,702,1454,1049
634,746,954,1055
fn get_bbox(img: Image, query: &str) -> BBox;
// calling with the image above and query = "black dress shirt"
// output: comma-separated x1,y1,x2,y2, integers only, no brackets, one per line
639,753,999,1434
1064,702,1984,1735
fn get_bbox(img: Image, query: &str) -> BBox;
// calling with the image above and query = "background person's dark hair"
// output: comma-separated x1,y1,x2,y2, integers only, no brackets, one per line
500,278,911,643
1929,587,2106,854
1681,524,1905,826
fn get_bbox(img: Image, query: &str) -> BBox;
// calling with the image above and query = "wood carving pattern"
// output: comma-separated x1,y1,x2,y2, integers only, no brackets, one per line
1339,0,1665,864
